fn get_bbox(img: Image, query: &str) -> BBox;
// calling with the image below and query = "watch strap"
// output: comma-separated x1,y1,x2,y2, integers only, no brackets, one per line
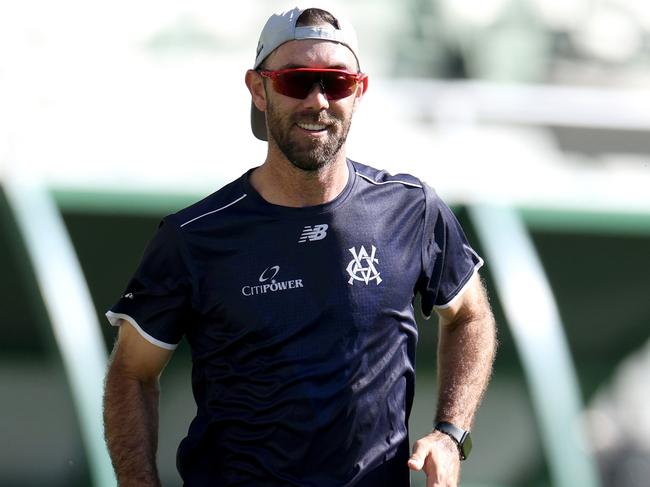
434,421,472,460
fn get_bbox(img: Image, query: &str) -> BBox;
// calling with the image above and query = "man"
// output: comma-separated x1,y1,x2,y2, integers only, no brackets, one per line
103,6,496,487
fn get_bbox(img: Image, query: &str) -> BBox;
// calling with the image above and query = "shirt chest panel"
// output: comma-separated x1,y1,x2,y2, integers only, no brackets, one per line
186,208,423,352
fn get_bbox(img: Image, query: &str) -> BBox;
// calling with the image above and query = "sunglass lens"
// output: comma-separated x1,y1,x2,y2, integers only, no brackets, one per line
273,71,358,100
274,71,319,99
321,73,357,100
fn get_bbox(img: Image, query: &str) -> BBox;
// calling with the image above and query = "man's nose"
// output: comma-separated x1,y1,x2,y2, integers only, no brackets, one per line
303,81,329,110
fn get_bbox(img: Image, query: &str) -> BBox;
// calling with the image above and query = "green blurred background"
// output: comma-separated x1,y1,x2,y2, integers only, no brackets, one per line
1,0,649,486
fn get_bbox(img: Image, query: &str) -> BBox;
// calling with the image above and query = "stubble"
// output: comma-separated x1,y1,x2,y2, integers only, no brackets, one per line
265,88,352,172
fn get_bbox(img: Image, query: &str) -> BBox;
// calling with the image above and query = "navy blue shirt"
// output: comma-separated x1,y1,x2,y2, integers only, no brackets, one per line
107,159,483,486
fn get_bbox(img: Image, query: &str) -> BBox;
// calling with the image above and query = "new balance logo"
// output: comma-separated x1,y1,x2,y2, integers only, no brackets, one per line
298,224,329,243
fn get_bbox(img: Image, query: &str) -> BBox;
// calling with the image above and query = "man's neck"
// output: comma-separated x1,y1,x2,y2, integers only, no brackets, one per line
249,149,350,208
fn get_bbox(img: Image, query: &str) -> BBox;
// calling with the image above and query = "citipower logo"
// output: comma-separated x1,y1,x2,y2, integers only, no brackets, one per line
241,265,304,297
260,265,280,282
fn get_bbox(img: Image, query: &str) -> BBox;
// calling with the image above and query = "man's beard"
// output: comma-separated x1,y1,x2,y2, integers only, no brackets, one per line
265,93,352,172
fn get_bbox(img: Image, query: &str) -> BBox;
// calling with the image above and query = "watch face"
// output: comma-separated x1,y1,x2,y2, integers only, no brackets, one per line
434,422,472,460
461,432,472,460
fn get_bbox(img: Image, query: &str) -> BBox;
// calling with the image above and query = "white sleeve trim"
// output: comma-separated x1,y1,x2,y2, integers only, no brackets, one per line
434,254,485,310
105,311,179,350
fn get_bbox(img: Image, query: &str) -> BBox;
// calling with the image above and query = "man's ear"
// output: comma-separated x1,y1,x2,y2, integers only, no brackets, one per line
245,69,267,112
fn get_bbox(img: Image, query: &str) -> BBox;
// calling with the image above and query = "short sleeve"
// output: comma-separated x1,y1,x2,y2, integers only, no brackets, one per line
418,184,484,318
106,219,192,350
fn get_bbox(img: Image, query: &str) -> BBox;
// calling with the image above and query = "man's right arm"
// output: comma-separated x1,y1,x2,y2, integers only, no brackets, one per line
103,319,174,487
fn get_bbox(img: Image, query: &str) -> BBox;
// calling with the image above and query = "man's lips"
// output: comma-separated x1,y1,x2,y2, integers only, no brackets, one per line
296,122,328,132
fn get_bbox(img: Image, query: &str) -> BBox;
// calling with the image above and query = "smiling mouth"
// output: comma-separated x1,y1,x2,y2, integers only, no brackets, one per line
296,122,328,132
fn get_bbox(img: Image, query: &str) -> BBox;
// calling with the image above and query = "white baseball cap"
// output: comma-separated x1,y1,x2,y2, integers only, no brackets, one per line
250,6,361,141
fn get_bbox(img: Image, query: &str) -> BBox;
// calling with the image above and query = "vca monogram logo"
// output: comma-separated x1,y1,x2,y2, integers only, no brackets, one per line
346,245,382,285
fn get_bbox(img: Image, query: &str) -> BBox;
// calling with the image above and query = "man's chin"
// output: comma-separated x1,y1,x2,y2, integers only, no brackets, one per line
283,139,339,172
270,126,346,172
287,153,332,172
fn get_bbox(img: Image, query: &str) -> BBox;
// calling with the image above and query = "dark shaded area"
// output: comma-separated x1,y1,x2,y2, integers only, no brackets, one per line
0,189,52,358
530,230,650,399
60,211,163,348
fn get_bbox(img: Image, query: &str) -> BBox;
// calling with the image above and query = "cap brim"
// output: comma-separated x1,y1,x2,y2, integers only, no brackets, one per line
251,102,268,141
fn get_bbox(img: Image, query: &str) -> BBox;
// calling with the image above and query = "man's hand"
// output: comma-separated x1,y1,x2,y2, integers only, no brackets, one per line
408,430,461,487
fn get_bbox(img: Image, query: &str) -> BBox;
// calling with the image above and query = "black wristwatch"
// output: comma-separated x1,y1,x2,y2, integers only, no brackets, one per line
434,421,472,461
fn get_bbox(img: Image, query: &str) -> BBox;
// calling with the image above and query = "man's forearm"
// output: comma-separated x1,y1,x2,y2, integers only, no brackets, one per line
435,286,497,428
104,365,161,487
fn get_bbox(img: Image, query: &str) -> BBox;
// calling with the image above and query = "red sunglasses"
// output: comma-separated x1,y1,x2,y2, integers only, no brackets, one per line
258,68,367,100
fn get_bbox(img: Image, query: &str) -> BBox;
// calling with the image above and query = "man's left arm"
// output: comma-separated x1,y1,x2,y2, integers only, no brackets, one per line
408,273,497,487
